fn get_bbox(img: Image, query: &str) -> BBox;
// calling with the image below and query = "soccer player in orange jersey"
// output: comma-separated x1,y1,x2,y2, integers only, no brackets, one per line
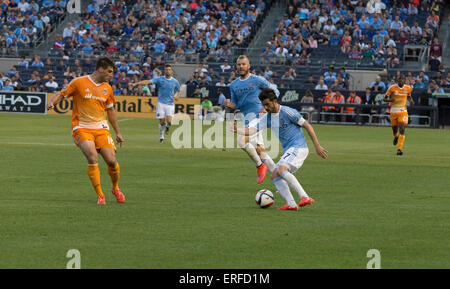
47,57,125,205
384,75,415,155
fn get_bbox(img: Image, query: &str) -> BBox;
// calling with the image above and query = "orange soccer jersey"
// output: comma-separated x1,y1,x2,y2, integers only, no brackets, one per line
61,75,114,131
60,75,116,149
385,84,412,113
386,84,412,126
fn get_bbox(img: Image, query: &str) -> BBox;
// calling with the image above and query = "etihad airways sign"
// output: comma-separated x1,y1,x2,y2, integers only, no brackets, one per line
0,91,47,114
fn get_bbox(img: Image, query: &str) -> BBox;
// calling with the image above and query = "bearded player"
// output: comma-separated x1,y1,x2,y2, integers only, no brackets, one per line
225,55,279,184
384,75,414,155
47,56,125,205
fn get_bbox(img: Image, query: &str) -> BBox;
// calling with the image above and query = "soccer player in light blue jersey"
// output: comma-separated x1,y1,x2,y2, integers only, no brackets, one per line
233,88,328,211
130,64,181,143
225,55,279,184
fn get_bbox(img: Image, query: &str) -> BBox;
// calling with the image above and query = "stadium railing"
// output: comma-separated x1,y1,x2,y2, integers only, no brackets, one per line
403,45,429,63
291,102,438,129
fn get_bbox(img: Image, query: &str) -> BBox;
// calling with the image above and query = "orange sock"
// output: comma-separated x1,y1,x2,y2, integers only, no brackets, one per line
398,134,405,150
87,163,103,198
394,131,399,138
107,162,120,191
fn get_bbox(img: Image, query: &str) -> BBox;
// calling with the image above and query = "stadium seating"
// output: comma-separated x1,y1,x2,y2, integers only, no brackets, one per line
1,0,448,98
47,0,271,62
0,0,67,55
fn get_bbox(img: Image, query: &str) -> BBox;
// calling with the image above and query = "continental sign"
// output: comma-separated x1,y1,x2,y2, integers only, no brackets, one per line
46,94,201,118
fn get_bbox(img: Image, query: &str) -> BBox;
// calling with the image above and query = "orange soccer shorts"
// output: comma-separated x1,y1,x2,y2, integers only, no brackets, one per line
72,128,116,151
390,111,409,126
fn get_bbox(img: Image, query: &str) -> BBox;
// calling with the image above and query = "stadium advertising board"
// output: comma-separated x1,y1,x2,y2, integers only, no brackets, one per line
46,94,200,118
0,91,47,114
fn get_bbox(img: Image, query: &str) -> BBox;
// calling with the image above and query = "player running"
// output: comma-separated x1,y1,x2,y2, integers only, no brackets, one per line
232,88,328,211
130,64,181,143
47,57,125,205
384,74,414,155
225,55,279,184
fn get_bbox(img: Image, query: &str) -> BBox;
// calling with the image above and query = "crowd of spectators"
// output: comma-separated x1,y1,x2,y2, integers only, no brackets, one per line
183,62,353,94
261,0,445,69
0,0,448,99
0,52,171,95
0,0,273,95
51,0,270,63
0,0,66,55
369,67,449,95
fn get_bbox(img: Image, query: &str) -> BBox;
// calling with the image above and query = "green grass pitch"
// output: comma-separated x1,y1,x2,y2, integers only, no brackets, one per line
0,114,449,268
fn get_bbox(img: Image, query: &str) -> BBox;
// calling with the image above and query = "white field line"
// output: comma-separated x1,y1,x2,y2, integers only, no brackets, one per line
2,142,73,146
0,141,192,150
1,142,449,160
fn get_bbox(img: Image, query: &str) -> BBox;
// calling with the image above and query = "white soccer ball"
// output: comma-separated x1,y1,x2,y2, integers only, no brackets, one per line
255,189,274,208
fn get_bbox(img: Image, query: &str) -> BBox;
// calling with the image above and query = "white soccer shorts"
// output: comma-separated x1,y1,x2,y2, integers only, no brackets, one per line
156,102,175,119
277,147,309,173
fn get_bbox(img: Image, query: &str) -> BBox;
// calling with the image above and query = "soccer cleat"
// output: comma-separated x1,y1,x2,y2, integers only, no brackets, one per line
256,163,268,184
397,149,403,156
112,188,126,203
299,196,314,208
160,138,164,143
393,137,398,146
97,195,106,205
278,204,299,211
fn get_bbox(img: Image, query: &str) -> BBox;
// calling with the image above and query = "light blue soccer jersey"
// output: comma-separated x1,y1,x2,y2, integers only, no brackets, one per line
229,74,279,121
152,76,181,105
253,105,307,151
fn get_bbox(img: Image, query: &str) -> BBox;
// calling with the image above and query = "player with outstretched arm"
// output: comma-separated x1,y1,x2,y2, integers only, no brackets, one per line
130,64,181,143
47,56,125,205
232,88,328,211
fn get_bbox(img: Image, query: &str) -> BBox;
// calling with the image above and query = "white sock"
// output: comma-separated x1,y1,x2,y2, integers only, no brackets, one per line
261,155,276,173
158,123,164,139
242,143,262,167
280,171,309,199
273,177,297,207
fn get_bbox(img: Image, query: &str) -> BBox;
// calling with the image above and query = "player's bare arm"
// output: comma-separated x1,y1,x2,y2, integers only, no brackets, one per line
383,88,393,103
106,107,124,147
230,122,257,136
224,99,236,110
130,80,152,87
175,90,181,102
383,94,394,103
47,92,64,110
302,121,328,159
408,95,415,106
